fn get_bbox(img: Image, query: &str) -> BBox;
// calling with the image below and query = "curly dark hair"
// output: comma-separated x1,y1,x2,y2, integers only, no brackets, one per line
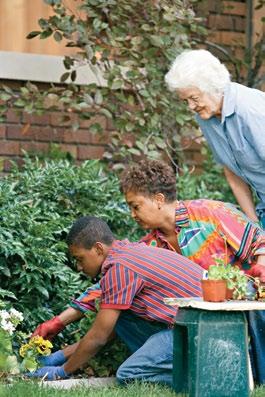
120,159,177,202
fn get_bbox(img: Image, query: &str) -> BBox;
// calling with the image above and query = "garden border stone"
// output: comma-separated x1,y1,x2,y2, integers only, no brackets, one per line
43,377,116,390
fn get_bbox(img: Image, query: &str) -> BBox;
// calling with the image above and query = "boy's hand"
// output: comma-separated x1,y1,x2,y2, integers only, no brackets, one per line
32,316,65,340
26,365,69,380
38,350,67,367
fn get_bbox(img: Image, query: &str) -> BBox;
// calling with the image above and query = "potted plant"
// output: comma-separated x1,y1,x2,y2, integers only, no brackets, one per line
201,264,227,302
201,261,260,302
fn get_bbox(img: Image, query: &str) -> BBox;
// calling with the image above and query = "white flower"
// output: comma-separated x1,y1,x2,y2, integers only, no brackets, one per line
9,308,24,322
0,310,10,321
1,319,15,335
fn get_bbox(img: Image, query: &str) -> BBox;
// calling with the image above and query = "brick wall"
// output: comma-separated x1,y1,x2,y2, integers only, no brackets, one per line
0,0,264,173
0,104,112,173
196,0,248,69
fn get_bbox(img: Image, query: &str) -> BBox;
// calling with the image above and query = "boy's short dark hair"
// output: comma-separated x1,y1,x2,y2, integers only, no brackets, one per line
120,159,177,202
66,216,114,249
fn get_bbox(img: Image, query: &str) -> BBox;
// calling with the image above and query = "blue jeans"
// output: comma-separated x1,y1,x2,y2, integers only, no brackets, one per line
115,311,173,386
247,212,265,384
247,311,265,384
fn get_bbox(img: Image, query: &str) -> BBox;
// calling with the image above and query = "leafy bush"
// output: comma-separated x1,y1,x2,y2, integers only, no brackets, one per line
0,158,141,336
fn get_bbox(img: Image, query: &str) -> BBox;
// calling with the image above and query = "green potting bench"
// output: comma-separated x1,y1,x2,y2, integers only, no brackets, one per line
164,298,265,397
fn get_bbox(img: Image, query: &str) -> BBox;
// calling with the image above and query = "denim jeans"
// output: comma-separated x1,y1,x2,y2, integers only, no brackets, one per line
115,311,173,386
247,212,265,385
247,311,265,384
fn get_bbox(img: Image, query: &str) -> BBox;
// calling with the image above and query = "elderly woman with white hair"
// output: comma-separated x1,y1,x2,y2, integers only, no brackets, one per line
165,49,265,385
165,49,265,229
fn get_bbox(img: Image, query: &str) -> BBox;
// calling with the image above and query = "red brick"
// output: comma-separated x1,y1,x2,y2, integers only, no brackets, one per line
77,145,105,160
208,31,246,46
20,142,49,154
0,125,6,138
38,127,64,142
90,131,111,145
6,109,21,123
79,115,107,130
234,16,246,32
22,113,50,125
208,14,234,30
207,0,224,13
50,112,78,127
60,144,77,159
223,1,246,16
0,141,20,155
7,125,64,142
7,124,38,140
63,129,92,144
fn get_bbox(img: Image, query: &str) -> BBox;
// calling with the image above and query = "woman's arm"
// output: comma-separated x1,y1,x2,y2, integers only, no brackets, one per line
223,166,259,223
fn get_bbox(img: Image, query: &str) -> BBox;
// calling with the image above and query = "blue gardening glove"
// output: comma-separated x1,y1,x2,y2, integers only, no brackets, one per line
38,350,67,367
26,365,69,380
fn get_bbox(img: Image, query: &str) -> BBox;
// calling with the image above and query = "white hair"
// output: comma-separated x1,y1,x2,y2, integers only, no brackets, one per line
165,49,230,97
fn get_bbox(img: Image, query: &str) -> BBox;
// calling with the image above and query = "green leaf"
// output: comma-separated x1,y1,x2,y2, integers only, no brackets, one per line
111,80,123,90
89,123,103,133
40,29,53,39
99,108,113,118
125,122,134,132
94,90,103,105
21,357,38,372
0,289,17,299
60,72,70,82
0,92,12,101
54,31,63,42
84,94,94,105
26,31,41,40
149,35,164,47
36,286,49,299
127,148,141,155
71,70,77,82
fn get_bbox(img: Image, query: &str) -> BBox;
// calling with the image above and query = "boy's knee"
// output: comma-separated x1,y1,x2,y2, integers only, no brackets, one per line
116,363,127,384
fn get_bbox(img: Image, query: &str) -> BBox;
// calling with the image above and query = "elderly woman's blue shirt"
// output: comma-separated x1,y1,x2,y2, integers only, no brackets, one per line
195,82,265,211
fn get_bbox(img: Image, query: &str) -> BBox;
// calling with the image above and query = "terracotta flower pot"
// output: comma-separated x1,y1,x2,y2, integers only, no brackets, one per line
201,279,227,302
226,287,234,300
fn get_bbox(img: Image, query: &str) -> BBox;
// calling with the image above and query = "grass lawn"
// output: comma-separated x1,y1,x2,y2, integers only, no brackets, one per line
1,381,176,397
2,381,265,397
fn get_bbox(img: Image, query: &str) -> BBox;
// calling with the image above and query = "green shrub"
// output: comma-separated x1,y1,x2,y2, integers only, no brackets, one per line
0,158,142,336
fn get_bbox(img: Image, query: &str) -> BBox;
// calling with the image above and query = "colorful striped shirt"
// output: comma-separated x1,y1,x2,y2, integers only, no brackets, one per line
71,199,265,312
99,240,202,325
141,200,265,272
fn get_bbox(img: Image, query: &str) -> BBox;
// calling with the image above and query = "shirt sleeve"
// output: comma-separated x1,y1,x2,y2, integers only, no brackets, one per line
70,282,102,313
100,263,144,310
212,203,265,262
238,111,265,161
